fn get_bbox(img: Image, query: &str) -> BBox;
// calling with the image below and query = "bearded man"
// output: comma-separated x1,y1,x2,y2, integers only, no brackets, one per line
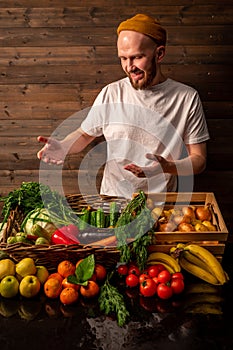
37,14,209,198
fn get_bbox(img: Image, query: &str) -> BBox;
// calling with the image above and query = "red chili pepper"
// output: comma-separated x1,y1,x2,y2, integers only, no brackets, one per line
51,224,80,245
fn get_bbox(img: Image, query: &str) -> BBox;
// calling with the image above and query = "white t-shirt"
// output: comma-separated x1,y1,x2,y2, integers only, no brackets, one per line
81,78,210,198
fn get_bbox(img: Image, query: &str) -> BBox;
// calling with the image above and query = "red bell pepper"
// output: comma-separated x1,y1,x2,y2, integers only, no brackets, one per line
51,224,80,245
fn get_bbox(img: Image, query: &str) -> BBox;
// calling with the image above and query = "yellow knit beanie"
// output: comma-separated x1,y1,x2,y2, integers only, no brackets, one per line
117,14,166,46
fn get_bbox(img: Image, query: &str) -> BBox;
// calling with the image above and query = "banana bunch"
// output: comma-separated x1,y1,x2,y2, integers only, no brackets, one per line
147,252,181,274
172,243,229,285
183,282,224,315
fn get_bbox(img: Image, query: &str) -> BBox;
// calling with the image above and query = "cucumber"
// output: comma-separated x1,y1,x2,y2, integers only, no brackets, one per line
109,202,119,227
96,208,105,228
90,210,97,227
78,208,90,230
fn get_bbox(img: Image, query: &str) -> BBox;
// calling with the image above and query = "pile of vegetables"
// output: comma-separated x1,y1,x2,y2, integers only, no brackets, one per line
0,182,80,244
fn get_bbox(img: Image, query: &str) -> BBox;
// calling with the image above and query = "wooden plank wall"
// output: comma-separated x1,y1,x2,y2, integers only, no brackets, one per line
0,0,232,236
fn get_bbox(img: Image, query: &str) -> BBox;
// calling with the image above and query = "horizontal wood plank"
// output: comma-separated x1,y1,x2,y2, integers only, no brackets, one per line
0,6,232,27
0,26,232,47
1,46,233,66
1,0,233,7
0,64,232,85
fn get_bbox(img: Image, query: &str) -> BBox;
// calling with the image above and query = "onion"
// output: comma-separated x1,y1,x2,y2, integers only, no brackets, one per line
158,222,176,232
182,206,196,219
173,215,191,226
177,223,195,232
195,206,212,221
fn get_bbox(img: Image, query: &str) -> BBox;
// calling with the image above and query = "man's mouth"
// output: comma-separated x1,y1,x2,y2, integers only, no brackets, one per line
129,70,144,81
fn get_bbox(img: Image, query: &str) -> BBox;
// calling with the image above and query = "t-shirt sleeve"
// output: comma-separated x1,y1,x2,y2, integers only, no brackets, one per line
184,91,210,144
81,88,107,137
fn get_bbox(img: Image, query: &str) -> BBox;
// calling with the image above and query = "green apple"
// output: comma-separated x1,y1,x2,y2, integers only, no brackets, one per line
19,275,41,298
35,237,50,245
0,275,19,298
16,257,37,278
36,265,49,284
0,259,15,280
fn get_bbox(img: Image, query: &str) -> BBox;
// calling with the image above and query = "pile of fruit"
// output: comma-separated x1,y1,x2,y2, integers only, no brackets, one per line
44,256,107,305
0,242,230,326
118,261,184,300
0,257,49,299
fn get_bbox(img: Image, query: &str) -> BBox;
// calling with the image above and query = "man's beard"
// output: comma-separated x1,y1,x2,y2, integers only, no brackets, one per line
128,60,157,90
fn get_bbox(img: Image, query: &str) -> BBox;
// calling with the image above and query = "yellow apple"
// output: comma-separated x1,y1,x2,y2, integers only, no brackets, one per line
36,266,49,284
19,275,41,298
0,275,19,298
0,259,15,280
16,257,37,278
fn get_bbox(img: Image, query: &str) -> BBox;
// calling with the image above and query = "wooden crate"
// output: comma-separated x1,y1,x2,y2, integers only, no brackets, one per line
146,192,229,261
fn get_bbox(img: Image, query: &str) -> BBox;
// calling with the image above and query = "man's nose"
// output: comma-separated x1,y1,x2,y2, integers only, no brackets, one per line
126,58,135,71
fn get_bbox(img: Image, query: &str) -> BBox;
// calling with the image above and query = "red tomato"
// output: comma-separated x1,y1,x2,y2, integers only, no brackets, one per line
157,283,173,300
156,263,168,272
171,278,185,294
126,273,139,288
139,273,150,284
171,272,184,280
140,278,157,297
117,264,128,276
147,265,160,278
152,276,159,285
157,270,171,284
128,265,140,276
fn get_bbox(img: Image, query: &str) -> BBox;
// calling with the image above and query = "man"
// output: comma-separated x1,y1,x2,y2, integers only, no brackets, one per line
37,14,209,198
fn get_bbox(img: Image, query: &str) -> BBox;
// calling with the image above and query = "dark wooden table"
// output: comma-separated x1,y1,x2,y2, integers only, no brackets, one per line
0,242,233,350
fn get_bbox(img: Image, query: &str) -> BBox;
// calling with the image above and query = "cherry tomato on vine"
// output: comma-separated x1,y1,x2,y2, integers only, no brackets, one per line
147,265,160,278
156,263,168,272
139,273,150,284
171,278,185,294
171,272,184,280
126,273,139,288
157,283,173,300
140,278,157,297
128,265,141,276
157,270,171,284
117,264,128,276
152,276,159,285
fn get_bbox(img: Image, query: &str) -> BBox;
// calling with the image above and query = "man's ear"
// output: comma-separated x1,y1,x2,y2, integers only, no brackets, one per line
156,46,166,62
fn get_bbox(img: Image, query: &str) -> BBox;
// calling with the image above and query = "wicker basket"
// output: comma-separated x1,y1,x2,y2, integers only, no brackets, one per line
0,194,129,272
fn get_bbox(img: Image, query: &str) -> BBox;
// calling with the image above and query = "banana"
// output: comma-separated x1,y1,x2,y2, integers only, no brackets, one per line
184,244,228,285
179,255,220,285
147,252,181,273
184,303,223,315
182,250,214,275
147,260,176,274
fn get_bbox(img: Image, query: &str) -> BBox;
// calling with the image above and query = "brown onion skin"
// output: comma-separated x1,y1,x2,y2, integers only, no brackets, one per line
182,206,196,219
158,222,176,232
177,223,195,232
195,206,212,221
173,215,191,226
